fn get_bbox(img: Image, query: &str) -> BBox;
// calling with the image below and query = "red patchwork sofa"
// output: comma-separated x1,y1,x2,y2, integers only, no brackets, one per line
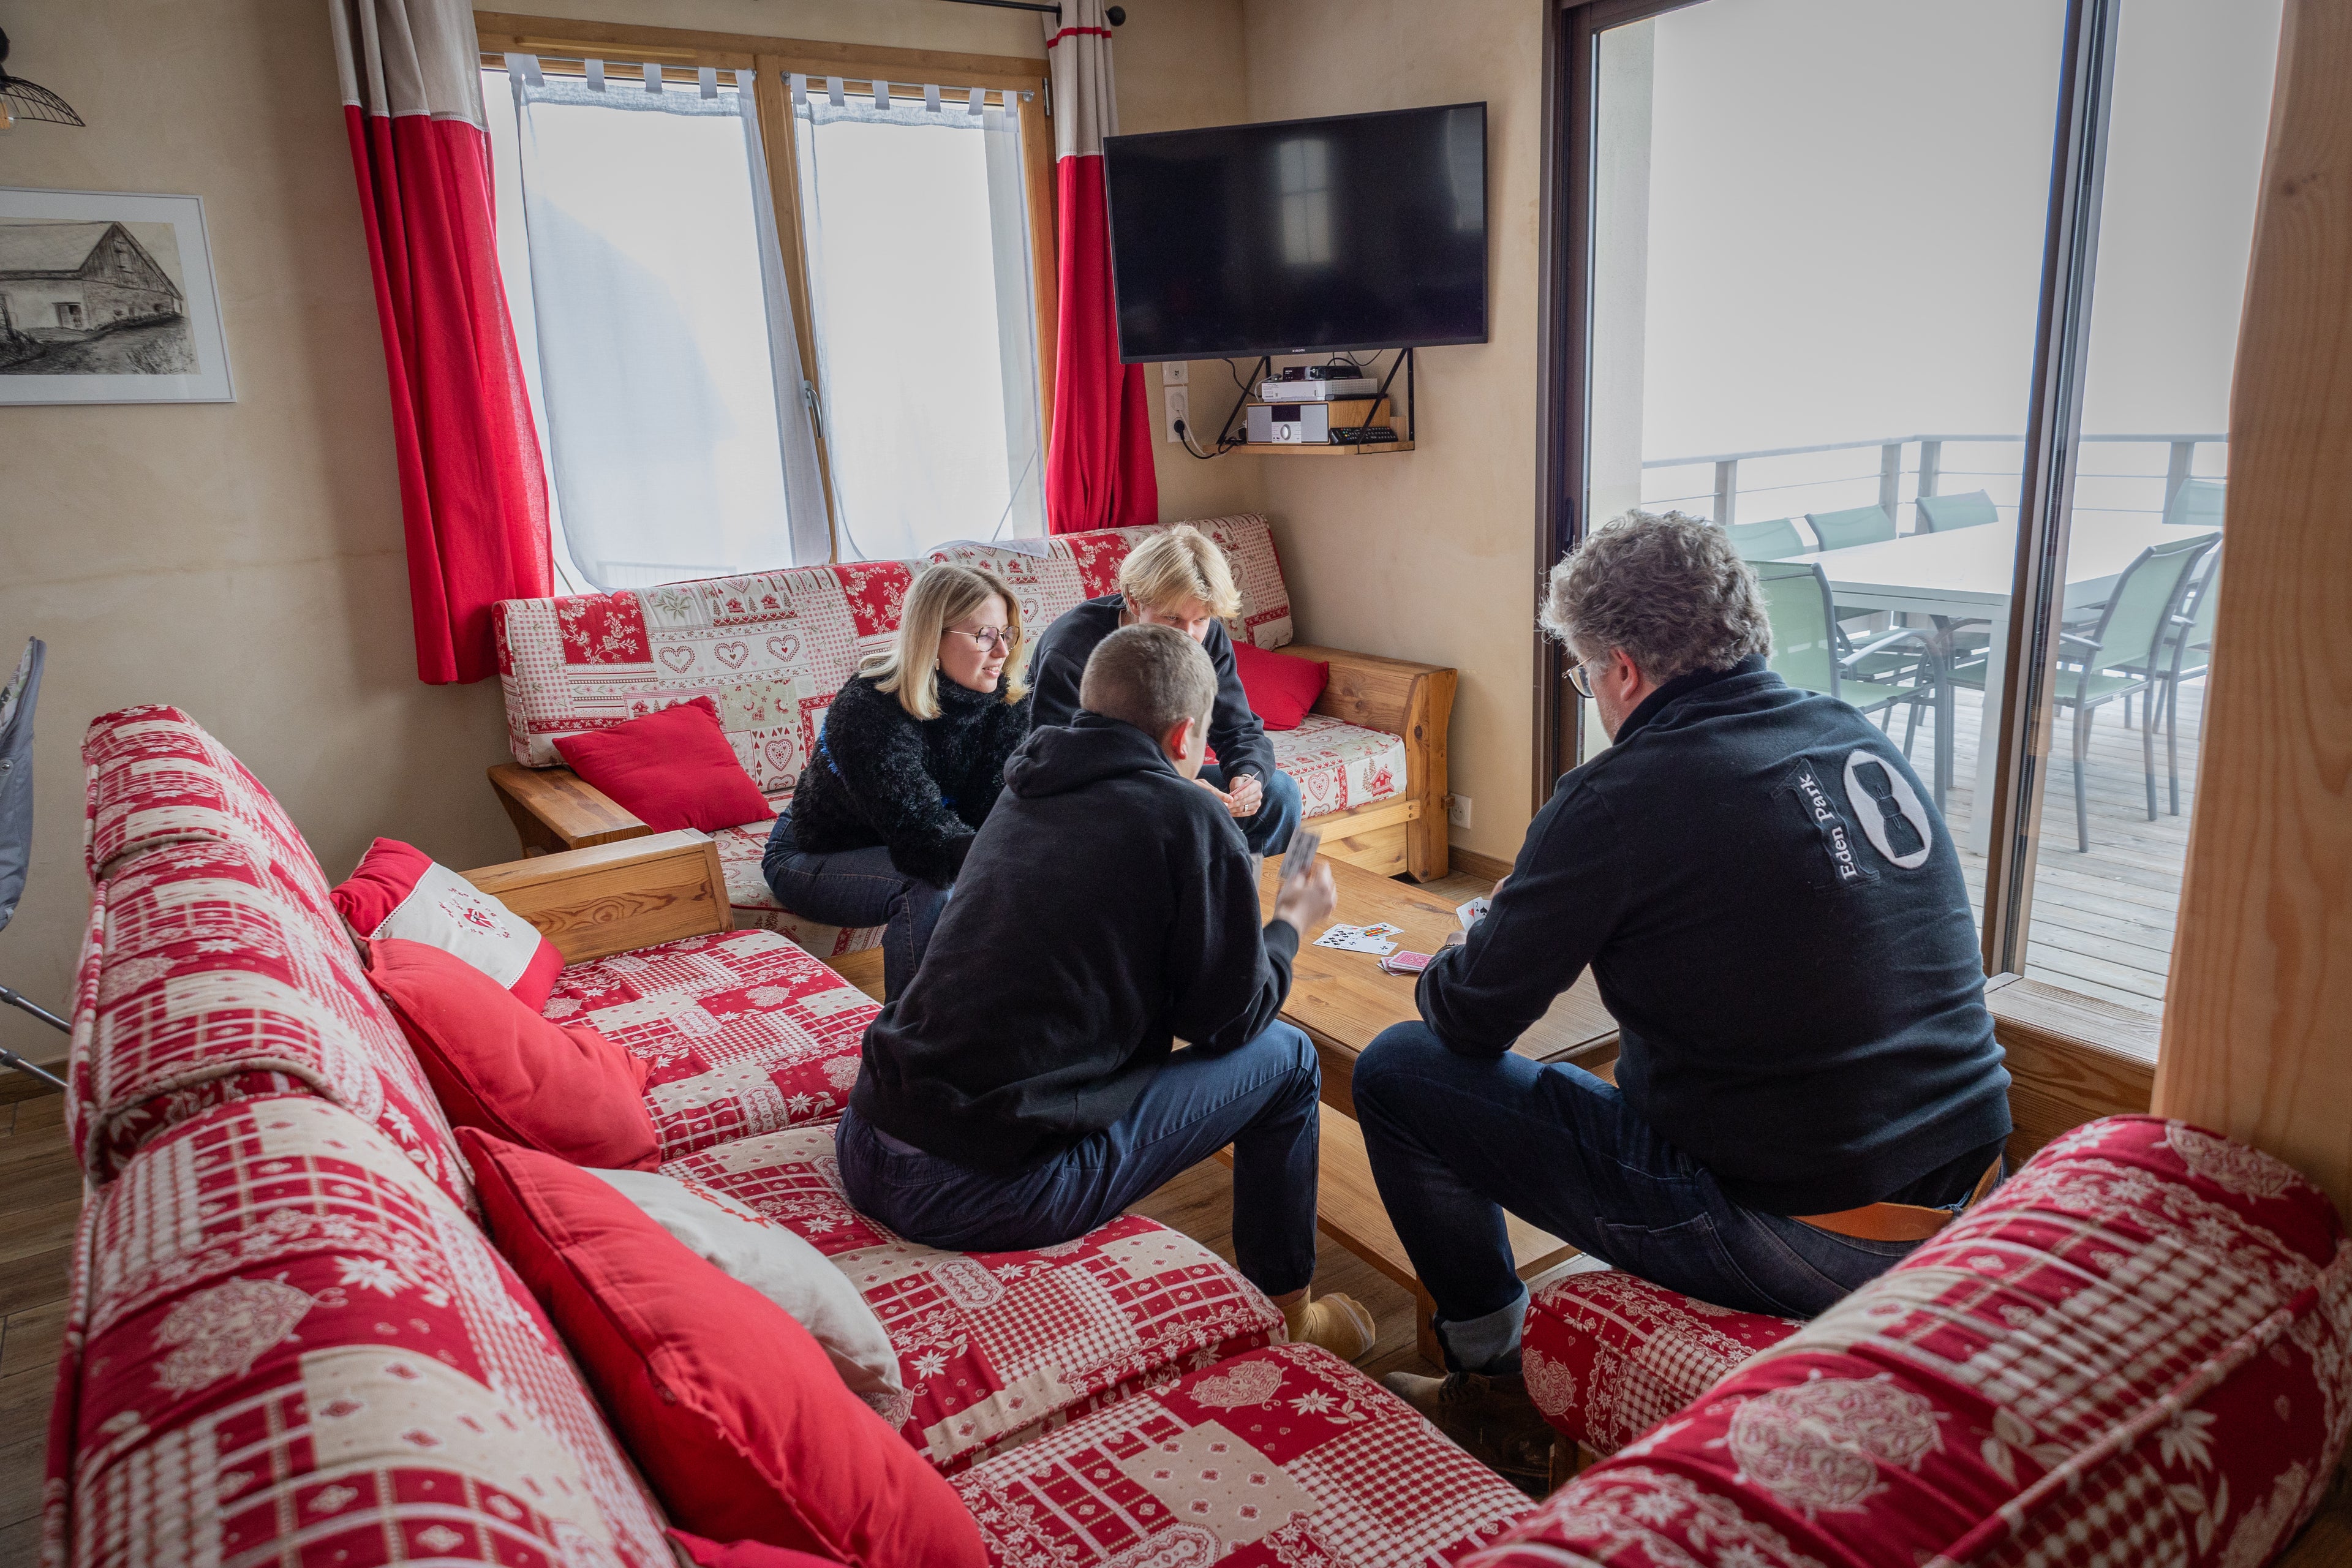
487,516,1458,965
1475,1114,2352,1566
43,704,1534,1566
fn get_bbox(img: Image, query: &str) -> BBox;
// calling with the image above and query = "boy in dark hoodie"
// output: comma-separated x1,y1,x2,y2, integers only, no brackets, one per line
837,623,1375,1357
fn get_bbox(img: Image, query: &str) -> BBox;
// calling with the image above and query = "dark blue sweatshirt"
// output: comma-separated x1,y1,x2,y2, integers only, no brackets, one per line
1417,656,2010,1214
851,714,1298,1172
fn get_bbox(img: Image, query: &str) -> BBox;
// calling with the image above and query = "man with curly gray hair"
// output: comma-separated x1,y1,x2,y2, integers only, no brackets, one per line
1357,510,2010,1478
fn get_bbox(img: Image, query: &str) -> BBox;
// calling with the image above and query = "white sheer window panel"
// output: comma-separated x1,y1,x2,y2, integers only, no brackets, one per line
488,56,828,591
792,84,1046,560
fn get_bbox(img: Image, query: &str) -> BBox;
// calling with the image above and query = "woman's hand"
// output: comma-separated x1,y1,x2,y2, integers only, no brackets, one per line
1223,773,1264,820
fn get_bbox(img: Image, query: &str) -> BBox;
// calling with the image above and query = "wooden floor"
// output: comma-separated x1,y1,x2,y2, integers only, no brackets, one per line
0,1071,74,1565
1913,676,2204,1019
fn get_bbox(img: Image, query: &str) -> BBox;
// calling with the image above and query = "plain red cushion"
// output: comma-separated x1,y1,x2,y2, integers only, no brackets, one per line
1231,641,1329,730
463,1131,985,1568
554,696,771,832
368,938,660,1170
331,837,564,1009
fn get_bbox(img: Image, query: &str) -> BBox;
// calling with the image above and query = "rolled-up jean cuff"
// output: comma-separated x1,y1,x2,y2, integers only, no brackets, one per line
1436,1285,1529,1375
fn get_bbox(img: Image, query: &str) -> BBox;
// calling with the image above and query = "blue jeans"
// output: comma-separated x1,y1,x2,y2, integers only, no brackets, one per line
1201,764,1303,857
1352,1021,1939,1371
762,814,945,1001
837,1020,1322,1295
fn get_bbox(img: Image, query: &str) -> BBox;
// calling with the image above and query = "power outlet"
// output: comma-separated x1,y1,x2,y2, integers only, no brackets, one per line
1161,360,1189,386
1164,386,1190,444
1447,793,1472,829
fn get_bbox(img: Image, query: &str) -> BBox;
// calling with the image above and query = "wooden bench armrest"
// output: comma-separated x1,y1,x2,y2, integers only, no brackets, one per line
488,763,651,855
1284,644,1458,881
462,831,731,965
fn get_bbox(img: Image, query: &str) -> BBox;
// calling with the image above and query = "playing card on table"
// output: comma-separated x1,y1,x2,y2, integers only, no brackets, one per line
1313,924,1398,956
1362,922,1403,938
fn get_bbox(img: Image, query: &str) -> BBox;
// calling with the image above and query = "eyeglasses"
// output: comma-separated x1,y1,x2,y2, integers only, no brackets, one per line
1566,658,1598,699
947,626,1016,654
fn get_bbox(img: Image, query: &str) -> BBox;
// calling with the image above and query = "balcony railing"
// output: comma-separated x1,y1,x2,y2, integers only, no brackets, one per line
1640,432,2228,535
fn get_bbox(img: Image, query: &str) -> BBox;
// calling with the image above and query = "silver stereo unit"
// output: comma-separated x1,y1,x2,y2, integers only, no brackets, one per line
1246,402,1332,445
1259,377,1378,401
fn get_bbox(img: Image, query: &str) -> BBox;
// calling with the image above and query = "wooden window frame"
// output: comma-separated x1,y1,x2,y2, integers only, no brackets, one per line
473,12,1058,564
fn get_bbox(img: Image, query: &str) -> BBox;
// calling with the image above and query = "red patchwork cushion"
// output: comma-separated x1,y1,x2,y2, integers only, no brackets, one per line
555,696,772,833
332,837,564,1009
955,1341,1535,1563
464,1131,986,1568
1231,641,1329,731
1469,1116,2352,1568
371,938,661,1170
544,928,875,1158
664,1125,1287,1472
53,1096,674,1568
1521,1264,1801,1456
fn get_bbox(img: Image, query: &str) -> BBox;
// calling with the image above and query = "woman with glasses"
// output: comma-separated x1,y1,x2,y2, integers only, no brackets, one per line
764,564,1033,1000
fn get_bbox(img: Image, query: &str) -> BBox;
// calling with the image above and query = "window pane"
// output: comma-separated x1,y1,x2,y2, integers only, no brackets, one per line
1588,0,2067,949
2017,0,2279,1017
795,96,1044,559
502,74,808,590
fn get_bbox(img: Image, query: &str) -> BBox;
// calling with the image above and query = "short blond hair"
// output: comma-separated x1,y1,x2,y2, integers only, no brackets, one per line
862,564,1030,719
1081,624,1218,739
1117,525,1243,620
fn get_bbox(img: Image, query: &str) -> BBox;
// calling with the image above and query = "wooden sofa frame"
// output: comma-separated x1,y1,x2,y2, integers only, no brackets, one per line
489,644,1458,881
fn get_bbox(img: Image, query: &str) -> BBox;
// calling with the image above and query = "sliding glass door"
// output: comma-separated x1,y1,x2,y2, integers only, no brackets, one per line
1541,0,2280,1015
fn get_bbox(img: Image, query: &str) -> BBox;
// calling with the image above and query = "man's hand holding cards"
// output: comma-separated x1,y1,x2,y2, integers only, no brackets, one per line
1271,826,1337,938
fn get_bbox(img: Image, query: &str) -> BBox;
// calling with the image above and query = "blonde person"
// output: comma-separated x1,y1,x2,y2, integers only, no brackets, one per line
764,565,1032,1001
1028,526,1302,856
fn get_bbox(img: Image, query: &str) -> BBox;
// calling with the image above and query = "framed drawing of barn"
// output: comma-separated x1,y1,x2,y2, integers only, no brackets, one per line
0,188,233,404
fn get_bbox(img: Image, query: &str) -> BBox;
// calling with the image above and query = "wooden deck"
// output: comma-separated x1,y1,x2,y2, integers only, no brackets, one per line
1914,676,2204,1020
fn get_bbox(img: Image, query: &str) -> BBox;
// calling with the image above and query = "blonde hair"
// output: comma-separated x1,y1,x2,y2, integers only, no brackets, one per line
862,564,1030,720
1081,623,1218,739
1117,525,1243,620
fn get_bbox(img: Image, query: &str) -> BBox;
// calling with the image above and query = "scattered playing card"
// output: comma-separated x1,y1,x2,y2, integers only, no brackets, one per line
1314,924,1397,955
1362,922,1403,938
1455,897,1490,930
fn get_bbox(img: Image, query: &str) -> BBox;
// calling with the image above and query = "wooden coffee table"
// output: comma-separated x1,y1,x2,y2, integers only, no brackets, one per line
1250,856,1619,1348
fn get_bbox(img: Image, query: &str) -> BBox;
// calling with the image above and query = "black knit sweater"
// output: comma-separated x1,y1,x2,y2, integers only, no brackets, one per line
781,671,1033,886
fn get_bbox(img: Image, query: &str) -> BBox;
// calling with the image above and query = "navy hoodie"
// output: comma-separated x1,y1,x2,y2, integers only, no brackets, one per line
1419,656,2010,1214
850,712,1300,1172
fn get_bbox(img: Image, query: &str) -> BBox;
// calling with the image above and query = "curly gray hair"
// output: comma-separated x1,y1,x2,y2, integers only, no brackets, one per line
1540,510,1773,682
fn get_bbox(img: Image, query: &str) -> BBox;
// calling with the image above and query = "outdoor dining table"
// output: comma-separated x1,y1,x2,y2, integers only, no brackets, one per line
1785,514,2206,855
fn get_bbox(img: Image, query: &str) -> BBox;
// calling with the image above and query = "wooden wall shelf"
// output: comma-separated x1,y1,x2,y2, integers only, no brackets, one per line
1237,439,1416,456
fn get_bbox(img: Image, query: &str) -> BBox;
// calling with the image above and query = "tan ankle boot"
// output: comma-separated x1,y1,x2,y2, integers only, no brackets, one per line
1282,1291,1377,1362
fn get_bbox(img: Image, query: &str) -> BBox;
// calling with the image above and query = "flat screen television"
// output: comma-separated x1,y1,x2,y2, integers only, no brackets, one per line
1102,103,1488,363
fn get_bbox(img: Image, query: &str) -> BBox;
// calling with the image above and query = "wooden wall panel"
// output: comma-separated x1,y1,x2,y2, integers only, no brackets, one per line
2153,0,2352,1214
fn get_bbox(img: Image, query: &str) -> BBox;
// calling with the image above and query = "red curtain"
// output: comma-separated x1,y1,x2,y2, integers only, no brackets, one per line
334,0,550,684
1043,2,1158,534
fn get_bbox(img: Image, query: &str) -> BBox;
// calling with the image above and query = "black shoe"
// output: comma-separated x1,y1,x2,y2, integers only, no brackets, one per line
1382,1368,1555,1482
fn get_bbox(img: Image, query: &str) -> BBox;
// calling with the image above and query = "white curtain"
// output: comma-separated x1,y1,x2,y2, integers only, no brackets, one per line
793,85,1046,559
508,64,828,589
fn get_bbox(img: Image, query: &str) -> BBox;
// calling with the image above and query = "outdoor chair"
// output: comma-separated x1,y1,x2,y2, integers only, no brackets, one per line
1755,560,1945,803
2143,546,2221,815
1915,489,2000,532
1948,532,2217,851
1724,516,1809,560
1805,502,1898,550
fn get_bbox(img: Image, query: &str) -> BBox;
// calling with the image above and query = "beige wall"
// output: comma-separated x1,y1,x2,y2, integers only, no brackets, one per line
0,0,1253,1064
1240,0,1545,866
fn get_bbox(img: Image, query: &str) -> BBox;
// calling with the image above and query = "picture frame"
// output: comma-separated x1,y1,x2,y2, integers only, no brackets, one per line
0,187,235,405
